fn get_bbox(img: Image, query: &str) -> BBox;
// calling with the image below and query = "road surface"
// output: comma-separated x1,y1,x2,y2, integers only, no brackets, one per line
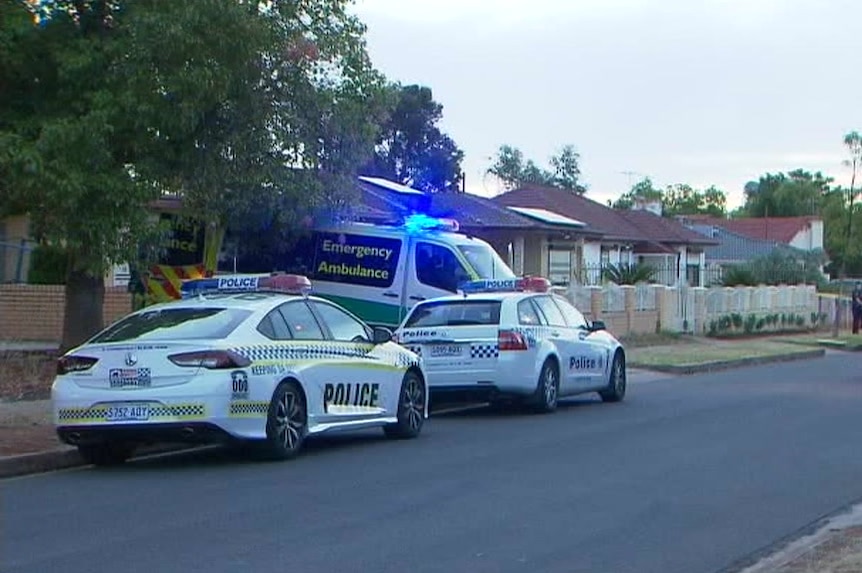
3,353,862,573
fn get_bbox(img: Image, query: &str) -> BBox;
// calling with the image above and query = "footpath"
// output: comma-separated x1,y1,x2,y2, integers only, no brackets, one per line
1,333,860,571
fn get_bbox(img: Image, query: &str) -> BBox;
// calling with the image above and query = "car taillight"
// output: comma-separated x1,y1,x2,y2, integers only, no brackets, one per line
57,355,99,375
168,350,251,370
498,330,528,351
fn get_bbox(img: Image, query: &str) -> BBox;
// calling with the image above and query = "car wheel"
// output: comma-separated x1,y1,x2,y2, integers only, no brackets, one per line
599,351,626,403
264,381,307,459
78,442,134,467
384,370,425,439
532,359,559,413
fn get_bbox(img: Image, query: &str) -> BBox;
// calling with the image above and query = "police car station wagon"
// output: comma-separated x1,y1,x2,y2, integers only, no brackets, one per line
394,277,626,412
51,274,428,466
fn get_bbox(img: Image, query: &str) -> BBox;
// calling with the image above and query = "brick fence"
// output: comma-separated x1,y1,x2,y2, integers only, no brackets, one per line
0,285,132,342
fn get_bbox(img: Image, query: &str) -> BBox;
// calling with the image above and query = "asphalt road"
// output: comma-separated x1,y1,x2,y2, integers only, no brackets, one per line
3,353,862,573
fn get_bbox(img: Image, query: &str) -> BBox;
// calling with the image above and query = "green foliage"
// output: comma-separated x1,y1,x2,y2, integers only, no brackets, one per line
707,311,816,337
27,244,69,285
362,84,464,192
488,144,586,193
611,178,727,217
721,250,826,286
739,169,831,218
602,263,657,285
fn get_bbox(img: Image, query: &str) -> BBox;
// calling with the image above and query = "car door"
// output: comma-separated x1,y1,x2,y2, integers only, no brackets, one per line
308,300,393,420
265,300,332,424
531,295,591,391
552,296,608,386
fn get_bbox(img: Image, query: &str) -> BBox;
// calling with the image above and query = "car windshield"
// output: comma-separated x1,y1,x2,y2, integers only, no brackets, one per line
457,244,516,280
404,300,502,328
91,307,253,343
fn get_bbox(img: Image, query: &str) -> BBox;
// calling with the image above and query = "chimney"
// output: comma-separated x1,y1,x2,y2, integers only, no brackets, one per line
632,195,662,216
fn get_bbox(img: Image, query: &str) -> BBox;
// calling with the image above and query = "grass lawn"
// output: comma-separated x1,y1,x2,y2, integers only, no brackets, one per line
627,340,816,368
781,333,862,350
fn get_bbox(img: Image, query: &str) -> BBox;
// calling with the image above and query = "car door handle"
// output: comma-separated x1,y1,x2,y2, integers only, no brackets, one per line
578,331,587,340
382,292,399,298
550,331,561,337
409,295,425,301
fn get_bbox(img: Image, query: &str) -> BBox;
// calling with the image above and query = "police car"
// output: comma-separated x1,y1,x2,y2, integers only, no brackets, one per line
395,277,626,412
52,274,428,466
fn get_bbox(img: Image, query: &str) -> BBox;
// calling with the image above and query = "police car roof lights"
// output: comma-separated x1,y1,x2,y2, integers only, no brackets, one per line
180,273,312,298
457,276,551,295
402,213,460,234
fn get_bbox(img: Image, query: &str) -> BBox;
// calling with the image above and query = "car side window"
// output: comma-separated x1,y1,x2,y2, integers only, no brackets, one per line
517,299,542,325
553,296,588,329
415,241,472,293
532,296,568,328
312,301,371,342
277,301,324,340
258,309,293,340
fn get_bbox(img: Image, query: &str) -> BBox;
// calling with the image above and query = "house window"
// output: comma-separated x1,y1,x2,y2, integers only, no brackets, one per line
548,249,572,286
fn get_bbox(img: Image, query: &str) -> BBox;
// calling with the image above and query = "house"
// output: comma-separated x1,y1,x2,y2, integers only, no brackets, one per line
491,186,718,286
677,215,827,281
678,215,824,252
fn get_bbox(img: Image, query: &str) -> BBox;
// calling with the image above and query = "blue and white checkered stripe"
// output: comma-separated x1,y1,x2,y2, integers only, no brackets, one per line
470,344,499,359
231,342,420,370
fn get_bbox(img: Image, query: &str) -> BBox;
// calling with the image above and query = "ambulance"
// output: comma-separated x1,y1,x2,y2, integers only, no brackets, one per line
283,214,517,328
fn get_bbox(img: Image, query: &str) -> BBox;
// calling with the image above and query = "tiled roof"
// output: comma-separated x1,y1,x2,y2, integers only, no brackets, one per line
680,215,819,244
492,186,717,246
620,210,717,245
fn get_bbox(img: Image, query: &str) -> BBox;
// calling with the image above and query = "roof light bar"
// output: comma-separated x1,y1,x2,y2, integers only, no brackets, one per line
402,213,460,234
180,273,312,298
457,276,551,295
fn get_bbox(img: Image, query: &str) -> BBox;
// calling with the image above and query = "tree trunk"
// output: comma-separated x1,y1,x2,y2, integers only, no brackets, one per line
61,268,105,353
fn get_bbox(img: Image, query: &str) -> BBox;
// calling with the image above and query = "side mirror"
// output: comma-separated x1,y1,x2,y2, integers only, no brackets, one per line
590,320,606,332
372,326,393,344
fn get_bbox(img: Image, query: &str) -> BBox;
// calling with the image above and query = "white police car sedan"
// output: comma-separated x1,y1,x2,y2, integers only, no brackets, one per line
395,277,626,413
52,274,427,466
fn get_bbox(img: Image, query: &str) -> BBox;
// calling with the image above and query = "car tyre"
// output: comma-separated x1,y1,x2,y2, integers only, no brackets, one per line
531,359,559,414
599,351,626,403
77,442,134,467
384,371,425,439
264,381,307,460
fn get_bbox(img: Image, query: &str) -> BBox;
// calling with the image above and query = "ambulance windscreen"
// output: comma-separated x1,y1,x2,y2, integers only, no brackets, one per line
457,244,516,280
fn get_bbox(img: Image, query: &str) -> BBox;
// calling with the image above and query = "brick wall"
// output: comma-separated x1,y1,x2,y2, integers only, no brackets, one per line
0,285,132,342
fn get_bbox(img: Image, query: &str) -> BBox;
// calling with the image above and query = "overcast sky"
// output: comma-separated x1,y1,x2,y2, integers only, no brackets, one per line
351,0,861,209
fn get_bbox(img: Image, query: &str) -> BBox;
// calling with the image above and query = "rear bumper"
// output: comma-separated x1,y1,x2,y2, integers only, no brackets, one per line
56,422,236,447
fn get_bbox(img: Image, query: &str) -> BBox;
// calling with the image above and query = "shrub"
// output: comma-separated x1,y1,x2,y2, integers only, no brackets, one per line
602,263,657,285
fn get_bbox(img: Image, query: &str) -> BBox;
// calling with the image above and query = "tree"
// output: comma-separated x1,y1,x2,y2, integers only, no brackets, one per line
739,170,831,218
0,0,387,349
611,178,727,217
488,144,586,193
0,1,162,350
362,84,464,192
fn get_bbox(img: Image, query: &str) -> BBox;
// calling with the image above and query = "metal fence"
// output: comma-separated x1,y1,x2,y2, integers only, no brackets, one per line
562,263,724,288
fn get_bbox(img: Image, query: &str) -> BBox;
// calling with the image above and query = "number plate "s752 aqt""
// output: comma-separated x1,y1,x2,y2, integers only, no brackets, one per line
104,404,150,422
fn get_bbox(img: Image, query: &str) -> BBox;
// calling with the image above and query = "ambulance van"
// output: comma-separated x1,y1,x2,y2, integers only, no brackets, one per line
283,215,517,328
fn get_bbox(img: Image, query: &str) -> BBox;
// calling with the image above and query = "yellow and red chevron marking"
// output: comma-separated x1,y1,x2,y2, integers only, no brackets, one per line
146,264,209,302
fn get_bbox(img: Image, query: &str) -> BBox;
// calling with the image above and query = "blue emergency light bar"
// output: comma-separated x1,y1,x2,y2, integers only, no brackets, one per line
457,276,551,295
402,213,460,234
180,274,312,298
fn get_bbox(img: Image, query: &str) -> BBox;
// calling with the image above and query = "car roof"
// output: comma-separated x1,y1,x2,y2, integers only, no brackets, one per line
139,292,327,314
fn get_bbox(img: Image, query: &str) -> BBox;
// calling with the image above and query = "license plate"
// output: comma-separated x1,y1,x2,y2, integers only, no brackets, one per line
105,404,150,422
429,344,463,357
